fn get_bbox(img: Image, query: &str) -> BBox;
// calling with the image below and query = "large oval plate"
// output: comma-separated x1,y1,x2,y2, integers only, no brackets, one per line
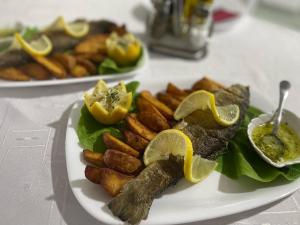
65,76,300,225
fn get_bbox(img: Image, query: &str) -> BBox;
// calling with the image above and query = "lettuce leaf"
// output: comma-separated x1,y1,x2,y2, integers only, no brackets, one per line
76,81,140,152
216,106,300,182
98,49,143,75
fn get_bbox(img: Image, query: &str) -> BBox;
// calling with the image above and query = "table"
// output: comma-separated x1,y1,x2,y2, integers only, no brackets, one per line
0,1,300,225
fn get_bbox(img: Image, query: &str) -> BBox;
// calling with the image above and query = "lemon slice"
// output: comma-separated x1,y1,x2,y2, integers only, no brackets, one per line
174,90,240,126
46,16,89,38
143,129,216,183
14,33,52,56
84,80,132,125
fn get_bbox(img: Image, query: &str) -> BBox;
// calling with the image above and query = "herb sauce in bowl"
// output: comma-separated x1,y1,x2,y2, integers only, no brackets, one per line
252,123,300,163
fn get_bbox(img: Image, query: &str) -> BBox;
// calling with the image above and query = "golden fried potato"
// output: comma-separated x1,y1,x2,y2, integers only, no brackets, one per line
126,114,156,141
75,53,106,63
83,149,104,167
140,91,173,119
70,65,89,77
76,57,97,74
33,55,67,78
192,76,224,92
137,97,170,132
20,63,50,80
156,92,181,110
0,67,31,81
103,149,142,174
123,130,149,152
166,82,188,97
102,133,139,157
53,53,76,72
85,165,102,184
99,168,133,197
75,34,108,54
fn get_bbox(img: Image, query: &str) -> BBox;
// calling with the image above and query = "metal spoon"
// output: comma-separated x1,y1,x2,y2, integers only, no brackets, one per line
262,80,291,152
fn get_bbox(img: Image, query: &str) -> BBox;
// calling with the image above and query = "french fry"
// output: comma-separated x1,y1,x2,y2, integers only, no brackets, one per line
125,114,156,141
140,91,173,119
99,168,133,197
75,34,107,54
83,149,104,167
137,97,170,132
0,67,31,81
75,53,106,63
192,76,224,92
102,132,139,157
103,149,142,174
166,82,188,97
53,53,76,72
20,63,50,80
85,165,102,184
70,65,89,77
123,130,149,152
32,55,67,78
76,57,97,74
156,92,181,110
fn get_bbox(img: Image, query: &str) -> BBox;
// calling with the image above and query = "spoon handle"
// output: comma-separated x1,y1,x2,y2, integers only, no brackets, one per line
273,80,291,134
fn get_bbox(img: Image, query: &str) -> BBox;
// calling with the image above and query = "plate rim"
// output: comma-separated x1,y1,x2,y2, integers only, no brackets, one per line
0,45,148,88
65,76,300,225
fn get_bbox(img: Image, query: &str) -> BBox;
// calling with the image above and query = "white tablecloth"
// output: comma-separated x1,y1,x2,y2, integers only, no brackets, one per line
0,1,300,225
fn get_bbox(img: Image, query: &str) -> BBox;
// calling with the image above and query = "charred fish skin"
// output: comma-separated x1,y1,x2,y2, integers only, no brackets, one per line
108,156,183,225
0,20,117,69
108,85,250,225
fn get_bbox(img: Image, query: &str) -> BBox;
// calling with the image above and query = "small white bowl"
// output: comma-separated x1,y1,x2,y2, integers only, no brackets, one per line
247,109,300,168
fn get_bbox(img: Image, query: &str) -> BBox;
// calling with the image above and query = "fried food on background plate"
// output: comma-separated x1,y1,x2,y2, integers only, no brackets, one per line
137,97,170,132
75,34,108,54
21,63,50,80
75,57,97,74
70,64,89,77
53,53,76,72
0,67,31,81
32,55,67,79
102,132,140,157
75,52,106,63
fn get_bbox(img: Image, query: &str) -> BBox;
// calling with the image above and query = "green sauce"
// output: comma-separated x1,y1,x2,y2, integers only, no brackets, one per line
252,123,300,163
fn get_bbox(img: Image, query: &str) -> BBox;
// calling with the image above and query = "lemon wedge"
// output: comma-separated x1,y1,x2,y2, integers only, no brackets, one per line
84,80,132,125
46,16,89,38
143,129,217,183
174,90,240,126
14,33,52,56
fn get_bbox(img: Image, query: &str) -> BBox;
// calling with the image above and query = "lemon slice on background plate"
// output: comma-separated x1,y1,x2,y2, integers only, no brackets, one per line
14,33,52,56
143,129,217,183
45,16,89,38
174,90,240,126
84,80,132,125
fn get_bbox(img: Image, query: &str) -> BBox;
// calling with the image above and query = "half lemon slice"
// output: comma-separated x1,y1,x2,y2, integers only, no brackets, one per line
143,129,217,183
15,33,52,56
174,90,240,126
46,16,89,38
84,80,132,125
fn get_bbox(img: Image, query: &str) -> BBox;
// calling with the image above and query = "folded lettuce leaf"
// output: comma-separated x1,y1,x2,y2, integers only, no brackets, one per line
217,106,300,182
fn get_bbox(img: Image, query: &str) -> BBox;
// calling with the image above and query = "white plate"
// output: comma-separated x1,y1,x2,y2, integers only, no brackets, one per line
0,46,148,88
65,76,300,225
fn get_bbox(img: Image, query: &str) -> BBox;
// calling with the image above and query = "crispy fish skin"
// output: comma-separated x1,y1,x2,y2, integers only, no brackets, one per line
108,156,183,224
108,84,250,224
